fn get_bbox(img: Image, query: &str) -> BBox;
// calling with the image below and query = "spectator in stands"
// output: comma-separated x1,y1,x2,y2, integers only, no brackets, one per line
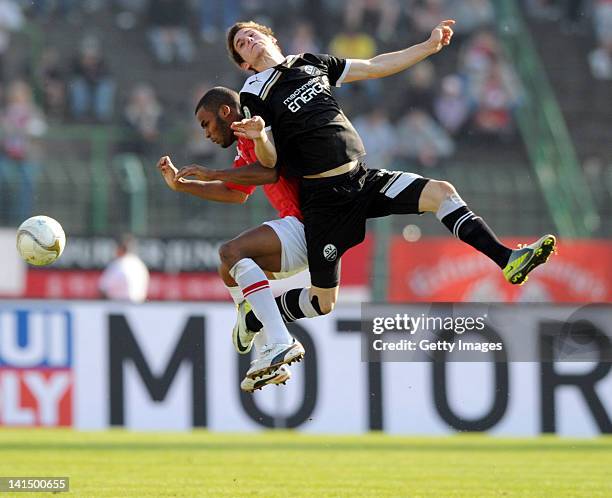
99,234,150,303
286,21,321,55
68,36,116,122
411,0,448,37
36,47,66,120
395,109,455,168
448,0,494,36
470,60,522,139
148,0,194,65
185,83,219,164
0,80,47,224
433,74,472,136
122,83,163,155
460,30,501,78
353,107,397,171
328,25,381,109
399,59,436,115
0,0,24,83
199,0,240,43
343,0,401,42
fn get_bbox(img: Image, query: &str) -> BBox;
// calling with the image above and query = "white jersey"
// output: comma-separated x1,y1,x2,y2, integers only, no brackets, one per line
99,253,150,303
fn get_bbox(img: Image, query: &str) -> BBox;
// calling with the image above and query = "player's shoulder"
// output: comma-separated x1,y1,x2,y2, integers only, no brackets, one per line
240,67,278,97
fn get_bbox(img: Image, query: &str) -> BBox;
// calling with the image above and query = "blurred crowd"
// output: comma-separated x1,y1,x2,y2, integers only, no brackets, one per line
0,0,607,224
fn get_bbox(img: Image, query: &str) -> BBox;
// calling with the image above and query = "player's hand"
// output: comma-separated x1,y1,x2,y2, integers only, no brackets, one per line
174,164,219,182
231,116,266,140
157,155,181,191
427,20,455,54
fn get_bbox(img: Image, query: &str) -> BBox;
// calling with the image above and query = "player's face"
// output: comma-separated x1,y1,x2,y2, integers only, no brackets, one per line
233,28,273,68
196,107,234,148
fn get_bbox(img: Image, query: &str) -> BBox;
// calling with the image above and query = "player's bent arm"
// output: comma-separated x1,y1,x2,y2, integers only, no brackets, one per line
210,162,279,186
177,179,248,204
343,20,455,82
253,131,277,168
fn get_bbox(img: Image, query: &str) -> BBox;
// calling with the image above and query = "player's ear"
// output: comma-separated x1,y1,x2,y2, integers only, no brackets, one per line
218,105,232,119
240,61,252,72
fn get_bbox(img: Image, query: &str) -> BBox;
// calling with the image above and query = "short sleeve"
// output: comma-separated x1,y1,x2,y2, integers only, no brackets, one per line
305,53,351,87
240,92,272,131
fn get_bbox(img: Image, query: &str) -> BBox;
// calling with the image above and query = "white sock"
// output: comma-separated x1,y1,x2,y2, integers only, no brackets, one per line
226,285,244,305
230,258,293,345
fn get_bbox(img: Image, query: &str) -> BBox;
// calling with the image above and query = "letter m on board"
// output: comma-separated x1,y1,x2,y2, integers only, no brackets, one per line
108,314,206,427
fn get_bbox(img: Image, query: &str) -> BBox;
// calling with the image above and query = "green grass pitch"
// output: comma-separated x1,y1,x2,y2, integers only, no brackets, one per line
1,429,611,497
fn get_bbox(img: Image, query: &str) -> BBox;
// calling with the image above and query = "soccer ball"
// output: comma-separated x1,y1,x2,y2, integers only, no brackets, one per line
16,215,66,266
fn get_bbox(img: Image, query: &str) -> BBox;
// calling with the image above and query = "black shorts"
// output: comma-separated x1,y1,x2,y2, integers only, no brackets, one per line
300,163,430,288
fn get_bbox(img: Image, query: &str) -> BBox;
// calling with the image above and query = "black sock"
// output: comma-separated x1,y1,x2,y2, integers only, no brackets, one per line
441,206,512,268
245,288,323,331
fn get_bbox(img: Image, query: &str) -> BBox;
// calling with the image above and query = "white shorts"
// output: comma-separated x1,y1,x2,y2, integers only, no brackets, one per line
263,216,308,279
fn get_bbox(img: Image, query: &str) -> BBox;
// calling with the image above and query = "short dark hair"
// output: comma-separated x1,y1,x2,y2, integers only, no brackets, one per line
226,21,279,68
194,86,240,115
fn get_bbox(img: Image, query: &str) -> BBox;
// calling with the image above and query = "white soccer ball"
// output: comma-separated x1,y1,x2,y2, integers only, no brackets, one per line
16,215,66,266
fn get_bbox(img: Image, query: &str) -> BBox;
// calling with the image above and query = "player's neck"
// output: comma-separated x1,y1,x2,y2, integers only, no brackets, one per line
253,52,285,72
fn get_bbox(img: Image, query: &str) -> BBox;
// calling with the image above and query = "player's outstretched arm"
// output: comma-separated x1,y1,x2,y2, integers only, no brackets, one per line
230,116,277,168
175,162,279,186
344,20,455,82
157,156,247,204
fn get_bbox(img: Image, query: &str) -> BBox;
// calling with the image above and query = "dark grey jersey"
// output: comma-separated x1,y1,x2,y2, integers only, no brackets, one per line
239,53,366,177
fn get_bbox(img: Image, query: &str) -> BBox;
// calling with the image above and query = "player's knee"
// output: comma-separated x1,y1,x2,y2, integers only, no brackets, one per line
311,295,335,315
432,181,458,209
218,240,243,269
217,264,236,286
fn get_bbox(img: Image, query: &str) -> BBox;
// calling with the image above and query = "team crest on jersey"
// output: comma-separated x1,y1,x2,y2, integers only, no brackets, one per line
243,106,252,118
323,244,337,262
303,65,320,76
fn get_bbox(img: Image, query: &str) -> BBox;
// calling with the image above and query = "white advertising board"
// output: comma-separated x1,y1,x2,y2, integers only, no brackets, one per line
0,301,611,436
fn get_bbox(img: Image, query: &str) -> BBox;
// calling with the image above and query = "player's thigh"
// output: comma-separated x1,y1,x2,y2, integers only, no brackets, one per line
368,170,431,217
263,216,308,278
220,224,282,271
309,285,339,314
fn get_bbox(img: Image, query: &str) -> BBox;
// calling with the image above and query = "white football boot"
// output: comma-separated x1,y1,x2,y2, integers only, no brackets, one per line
240,364,291,393
232,300,257,354
246,338,305,379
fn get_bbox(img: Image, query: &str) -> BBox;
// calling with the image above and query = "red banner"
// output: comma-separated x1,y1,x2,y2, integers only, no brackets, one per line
389,238,612,303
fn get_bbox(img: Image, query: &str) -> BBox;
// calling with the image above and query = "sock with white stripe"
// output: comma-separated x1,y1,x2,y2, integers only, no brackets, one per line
230,258,293,344
439,205,512,268
226,285,244,305
246,288,324,331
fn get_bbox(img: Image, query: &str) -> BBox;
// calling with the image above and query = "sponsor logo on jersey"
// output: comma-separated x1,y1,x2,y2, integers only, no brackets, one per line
282,76,329,113
323,244,337,262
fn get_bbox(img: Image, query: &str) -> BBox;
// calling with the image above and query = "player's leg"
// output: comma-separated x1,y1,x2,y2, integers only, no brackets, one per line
419,180,556,284
370,171,556,284
220,225,294,345
221,224,305,379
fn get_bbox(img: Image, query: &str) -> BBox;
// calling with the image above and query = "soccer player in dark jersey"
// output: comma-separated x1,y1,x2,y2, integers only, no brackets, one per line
217,19,556,380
